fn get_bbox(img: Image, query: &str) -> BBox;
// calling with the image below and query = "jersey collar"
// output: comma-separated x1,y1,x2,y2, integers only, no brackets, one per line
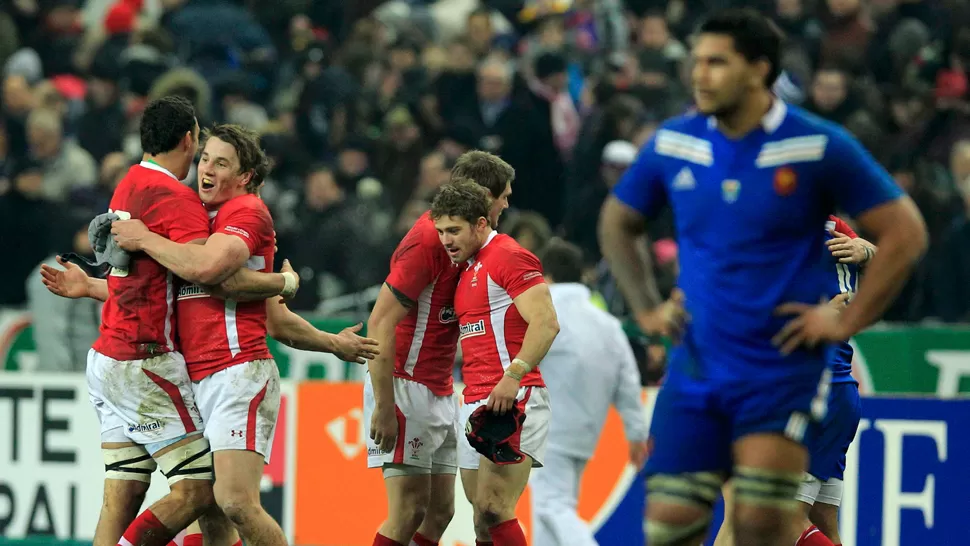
706,98,787,134
139,160,179,181
466,230,499,267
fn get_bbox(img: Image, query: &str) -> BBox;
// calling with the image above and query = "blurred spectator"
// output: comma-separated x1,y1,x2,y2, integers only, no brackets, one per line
0,158,62,305
26,107,97,201
505,211,553,254
280,164,385,311
933,140,970,322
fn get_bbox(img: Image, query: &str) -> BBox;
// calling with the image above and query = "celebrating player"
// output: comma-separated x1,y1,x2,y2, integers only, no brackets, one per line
714,217,874,546
529,238,648,546
44,124,377,546
598,8,926,546
431,179,560,546
365,150,514,546
72,97,280,546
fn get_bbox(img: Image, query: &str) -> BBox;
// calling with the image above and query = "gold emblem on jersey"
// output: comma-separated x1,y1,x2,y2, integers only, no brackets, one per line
774,167,797,196
721,179,740,203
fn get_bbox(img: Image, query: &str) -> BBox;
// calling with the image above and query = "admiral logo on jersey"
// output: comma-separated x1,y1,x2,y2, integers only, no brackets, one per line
459,319,487,340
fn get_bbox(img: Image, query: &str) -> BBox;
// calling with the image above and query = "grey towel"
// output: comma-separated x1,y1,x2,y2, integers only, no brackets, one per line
87,212,131,271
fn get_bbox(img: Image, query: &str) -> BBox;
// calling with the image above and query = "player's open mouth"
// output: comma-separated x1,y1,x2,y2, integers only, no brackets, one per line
201,178,215,190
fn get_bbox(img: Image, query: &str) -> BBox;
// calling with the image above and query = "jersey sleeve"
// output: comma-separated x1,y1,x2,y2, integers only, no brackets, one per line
831,216,858,238
144,186,210,244
215,201,272,256
385,230,437,302
823,127,905,217
611,134,668,218
495,247,545,299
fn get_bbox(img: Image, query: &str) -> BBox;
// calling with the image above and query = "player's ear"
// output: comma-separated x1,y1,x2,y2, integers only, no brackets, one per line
753,58,770,86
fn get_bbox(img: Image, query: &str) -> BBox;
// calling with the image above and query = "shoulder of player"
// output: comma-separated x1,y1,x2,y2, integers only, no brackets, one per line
779,104,853,145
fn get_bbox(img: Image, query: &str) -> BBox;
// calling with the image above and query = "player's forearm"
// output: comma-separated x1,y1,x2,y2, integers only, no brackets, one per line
366,316,397,408
214,268,285,301
87,278,109,302
514,317,560,369
268,305,337,352
840,229,924,336
140,233,232,285
598,215,663,314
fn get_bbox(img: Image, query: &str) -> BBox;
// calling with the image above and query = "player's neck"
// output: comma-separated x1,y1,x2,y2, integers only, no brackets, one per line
715,90,774,139
142,152,183,179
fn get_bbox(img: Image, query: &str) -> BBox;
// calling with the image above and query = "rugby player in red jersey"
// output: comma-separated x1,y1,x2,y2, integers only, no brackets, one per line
366,151,514,546
44,124,377,546
62,98,290,546
431,179,560,546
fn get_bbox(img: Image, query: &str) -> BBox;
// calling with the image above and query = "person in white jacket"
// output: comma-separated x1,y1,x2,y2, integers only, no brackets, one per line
530,238,650,546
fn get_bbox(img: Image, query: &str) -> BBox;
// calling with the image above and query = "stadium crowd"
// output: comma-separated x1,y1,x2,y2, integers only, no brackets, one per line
1,0,969,369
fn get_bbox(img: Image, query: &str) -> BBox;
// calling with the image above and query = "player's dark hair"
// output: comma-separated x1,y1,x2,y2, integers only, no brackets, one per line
537,238,584,284
451,150,515,199
201,123,273,193
698,8,784,87
430,177,491,226
139,96,197,155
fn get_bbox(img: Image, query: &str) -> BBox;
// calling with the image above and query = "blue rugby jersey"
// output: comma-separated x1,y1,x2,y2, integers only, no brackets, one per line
612,100,903,383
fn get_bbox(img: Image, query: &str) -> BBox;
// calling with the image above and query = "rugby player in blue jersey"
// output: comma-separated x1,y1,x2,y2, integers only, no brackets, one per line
714,216,875,546
597,8,927,546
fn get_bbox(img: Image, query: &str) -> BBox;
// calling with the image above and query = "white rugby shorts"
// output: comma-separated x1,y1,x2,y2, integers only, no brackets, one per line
458,386,550,470
363,374,460,472
87,349,203,446
193,359,282,463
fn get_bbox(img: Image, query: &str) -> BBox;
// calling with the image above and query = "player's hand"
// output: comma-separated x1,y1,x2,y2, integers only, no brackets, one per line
40,256,91,299
772,297,849,355
828,292,851,310
110,219,150,251
279,259,299,301
629,440,649,470
487,375,519,415
331,322,380,364
370,403,398,454
635,288,688,341
826,229,870,264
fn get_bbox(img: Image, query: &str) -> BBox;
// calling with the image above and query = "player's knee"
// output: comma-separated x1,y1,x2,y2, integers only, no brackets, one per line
100,478,149,517
170,478,216,513
424,498,455,534
644,472,722,546
155,434,214,486
213,483,262,527
476,501,512,530
732,466,803,545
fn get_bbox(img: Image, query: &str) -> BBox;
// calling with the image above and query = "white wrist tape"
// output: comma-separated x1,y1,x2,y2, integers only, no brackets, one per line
505,358,535,381
281,271,298,298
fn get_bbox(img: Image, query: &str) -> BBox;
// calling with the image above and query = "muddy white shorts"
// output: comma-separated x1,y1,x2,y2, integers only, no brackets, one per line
363,373,460,472
193,359,282,463
458,386,551,470
87,349,203,448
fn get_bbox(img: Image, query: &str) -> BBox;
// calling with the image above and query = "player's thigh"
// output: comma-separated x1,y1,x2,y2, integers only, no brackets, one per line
426,472,457,519
475,454,534,510
807,383,861,484
88,349,204,447
195,359,282,463
518,387,551,468
212,449,268,506
645,380,731,478
365,377,453,471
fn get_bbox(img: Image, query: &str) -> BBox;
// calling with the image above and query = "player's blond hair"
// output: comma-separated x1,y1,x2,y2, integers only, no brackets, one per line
430,177,491,226
201,124,273,194
451,150,514,198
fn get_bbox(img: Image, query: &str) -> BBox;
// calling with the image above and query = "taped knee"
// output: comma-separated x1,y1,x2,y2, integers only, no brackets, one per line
733,466,803,511
103,446,157,482
644,516,712,546
646,472,724,511
155,435,214,485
